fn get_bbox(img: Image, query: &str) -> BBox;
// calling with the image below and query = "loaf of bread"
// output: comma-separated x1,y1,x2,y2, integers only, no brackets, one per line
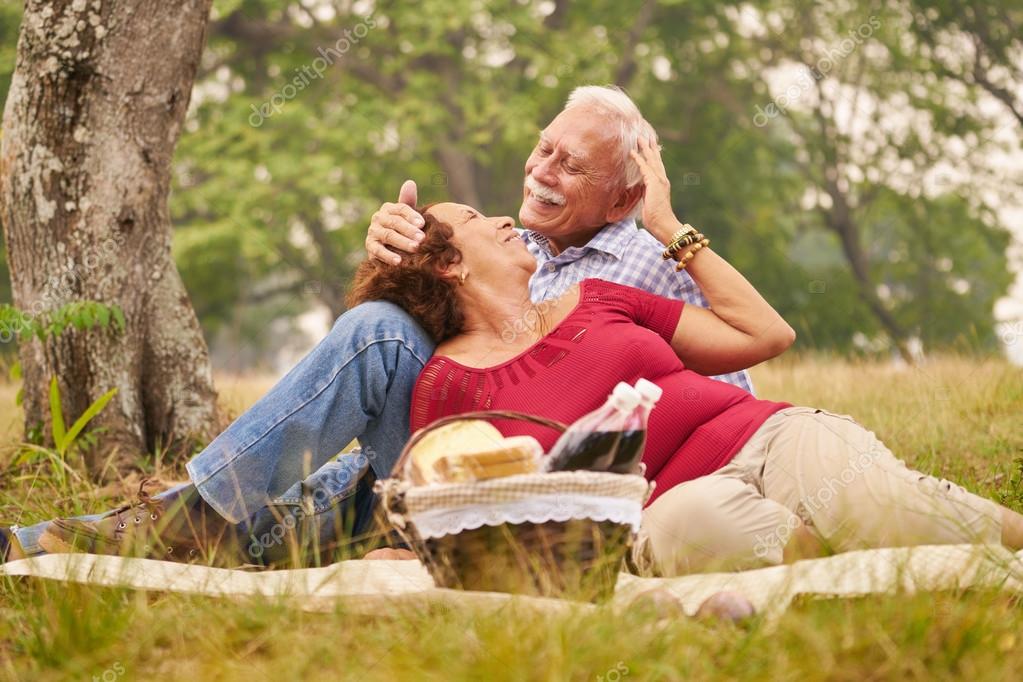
433,435,543,482
406,419,541,484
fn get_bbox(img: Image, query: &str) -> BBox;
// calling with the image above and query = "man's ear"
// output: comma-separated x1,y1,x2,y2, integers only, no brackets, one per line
605,183,644,223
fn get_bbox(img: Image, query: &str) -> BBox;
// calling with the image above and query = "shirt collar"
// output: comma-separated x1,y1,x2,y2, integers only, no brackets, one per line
521,218,636,260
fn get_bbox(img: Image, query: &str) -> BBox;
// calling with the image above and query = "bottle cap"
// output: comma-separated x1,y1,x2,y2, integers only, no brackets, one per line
610,382,641,412
634,378,663,405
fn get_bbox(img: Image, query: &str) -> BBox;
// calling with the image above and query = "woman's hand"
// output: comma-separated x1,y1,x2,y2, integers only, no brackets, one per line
629,138,683,244
630,141,796,373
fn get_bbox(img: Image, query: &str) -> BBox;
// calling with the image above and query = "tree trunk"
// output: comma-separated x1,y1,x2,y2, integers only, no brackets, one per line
823,186,914,363
0,0,219,476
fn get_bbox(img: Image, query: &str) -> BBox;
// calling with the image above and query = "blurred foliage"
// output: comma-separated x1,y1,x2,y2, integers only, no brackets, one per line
0,300,125,344
1,0,1020,364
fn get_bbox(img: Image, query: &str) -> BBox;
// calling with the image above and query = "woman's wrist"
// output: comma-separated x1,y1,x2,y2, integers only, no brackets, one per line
661,223,706,259
652,218,688,247
673,238,711,270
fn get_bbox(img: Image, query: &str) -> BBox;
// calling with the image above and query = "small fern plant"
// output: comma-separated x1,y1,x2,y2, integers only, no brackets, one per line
3,300,125,487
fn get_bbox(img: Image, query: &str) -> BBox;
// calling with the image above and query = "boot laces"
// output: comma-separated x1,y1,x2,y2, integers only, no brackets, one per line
113,478,162,531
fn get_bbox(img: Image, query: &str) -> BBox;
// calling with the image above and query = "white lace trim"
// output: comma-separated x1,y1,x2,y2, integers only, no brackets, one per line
408,493,643,540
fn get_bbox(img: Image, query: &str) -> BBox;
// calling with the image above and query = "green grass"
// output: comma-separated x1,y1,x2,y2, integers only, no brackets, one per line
2,356,1023,681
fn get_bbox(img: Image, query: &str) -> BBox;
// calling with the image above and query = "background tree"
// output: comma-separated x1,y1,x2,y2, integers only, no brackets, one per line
909,0,1023,128
162,0,1016,364
0,0,220,473
741,0,1016,360
2,0,1019,394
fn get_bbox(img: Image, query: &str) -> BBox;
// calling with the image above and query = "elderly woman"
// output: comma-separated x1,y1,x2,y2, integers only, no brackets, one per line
347,140,1023,575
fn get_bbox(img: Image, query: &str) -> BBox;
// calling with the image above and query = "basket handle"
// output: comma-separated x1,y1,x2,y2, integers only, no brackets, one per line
393,410,567,477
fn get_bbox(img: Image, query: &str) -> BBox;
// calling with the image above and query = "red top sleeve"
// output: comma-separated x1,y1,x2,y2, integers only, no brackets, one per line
582,279,684,344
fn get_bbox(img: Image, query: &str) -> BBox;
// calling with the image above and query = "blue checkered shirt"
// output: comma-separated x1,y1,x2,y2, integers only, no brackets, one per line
521,218,755,394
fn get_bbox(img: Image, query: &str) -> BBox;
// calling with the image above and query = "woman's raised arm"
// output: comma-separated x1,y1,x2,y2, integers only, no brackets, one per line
631,139,795,375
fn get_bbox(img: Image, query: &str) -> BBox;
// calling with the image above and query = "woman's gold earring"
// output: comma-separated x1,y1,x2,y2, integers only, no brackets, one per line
459,271,468,285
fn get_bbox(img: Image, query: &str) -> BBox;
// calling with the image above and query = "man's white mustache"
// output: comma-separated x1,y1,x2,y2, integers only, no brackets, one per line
525,177,566,206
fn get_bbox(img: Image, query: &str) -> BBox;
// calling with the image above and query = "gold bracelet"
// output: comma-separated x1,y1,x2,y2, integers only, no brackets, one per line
669,224,697,244
661,224,698,260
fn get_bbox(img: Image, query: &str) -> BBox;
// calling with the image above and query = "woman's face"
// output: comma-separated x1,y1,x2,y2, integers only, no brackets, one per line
424,203,536,284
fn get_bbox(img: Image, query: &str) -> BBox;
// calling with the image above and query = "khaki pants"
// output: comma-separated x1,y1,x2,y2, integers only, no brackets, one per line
635,407,1003,576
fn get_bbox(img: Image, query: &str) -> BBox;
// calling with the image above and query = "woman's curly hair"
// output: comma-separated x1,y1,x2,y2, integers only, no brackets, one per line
346,204,465,342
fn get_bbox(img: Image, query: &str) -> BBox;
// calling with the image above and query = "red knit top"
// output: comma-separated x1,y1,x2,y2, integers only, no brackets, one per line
410,279,790,505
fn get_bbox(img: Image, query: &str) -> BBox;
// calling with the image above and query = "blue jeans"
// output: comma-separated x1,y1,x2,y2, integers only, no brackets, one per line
13,301,435,557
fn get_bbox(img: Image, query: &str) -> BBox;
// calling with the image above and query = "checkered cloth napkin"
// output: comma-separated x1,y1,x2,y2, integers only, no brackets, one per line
379,471,652,515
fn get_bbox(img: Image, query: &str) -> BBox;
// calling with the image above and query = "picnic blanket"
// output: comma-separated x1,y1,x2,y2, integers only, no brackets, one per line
4,544,1023,622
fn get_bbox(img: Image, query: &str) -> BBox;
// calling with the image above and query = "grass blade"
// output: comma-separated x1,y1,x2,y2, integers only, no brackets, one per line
48,376,66,451
62,388,118,453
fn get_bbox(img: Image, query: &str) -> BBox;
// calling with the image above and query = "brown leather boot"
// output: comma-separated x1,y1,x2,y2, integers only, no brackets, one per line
38,480,242,567
1,526,28,563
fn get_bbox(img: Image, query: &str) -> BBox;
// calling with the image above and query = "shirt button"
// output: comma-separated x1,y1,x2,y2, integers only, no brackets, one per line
546,263,556,273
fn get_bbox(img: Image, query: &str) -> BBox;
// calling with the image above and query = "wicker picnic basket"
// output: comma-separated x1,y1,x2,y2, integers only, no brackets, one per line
375,411,652,602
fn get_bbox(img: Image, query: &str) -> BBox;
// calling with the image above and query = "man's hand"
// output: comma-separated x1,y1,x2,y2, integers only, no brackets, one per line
365,180,426,265
363,547,417,560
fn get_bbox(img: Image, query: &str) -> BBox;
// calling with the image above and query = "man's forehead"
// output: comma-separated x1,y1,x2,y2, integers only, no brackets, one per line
541,112,615,151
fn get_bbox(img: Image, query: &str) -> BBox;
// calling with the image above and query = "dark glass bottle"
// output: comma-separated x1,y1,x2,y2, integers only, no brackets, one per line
607,378,662,474
543,383,641,472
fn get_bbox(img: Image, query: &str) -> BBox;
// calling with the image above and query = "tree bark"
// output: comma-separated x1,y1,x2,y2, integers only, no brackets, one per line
0,0,219,476
821,183,914,364
803,81,915,363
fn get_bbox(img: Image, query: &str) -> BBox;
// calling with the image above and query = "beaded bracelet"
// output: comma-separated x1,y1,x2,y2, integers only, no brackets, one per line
675,238,711,270
661,224,699,260
662,231,704,260
662,231,696,256
671,233,704,258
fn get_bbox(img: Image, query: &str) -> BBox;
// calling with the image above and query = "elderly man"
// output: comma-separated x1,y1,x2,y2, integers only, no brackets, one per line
368,86,756,387
4,85,765,569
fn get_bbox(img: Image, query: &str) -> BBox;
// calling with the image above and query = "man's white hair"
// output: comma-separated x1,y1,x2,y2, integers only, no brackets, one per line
564,85,658,218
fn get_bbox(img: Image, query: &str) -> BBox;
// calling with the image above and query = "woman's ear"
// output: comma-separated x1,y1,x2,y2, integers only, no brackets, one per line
606,183,645,223
435,262,466,285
